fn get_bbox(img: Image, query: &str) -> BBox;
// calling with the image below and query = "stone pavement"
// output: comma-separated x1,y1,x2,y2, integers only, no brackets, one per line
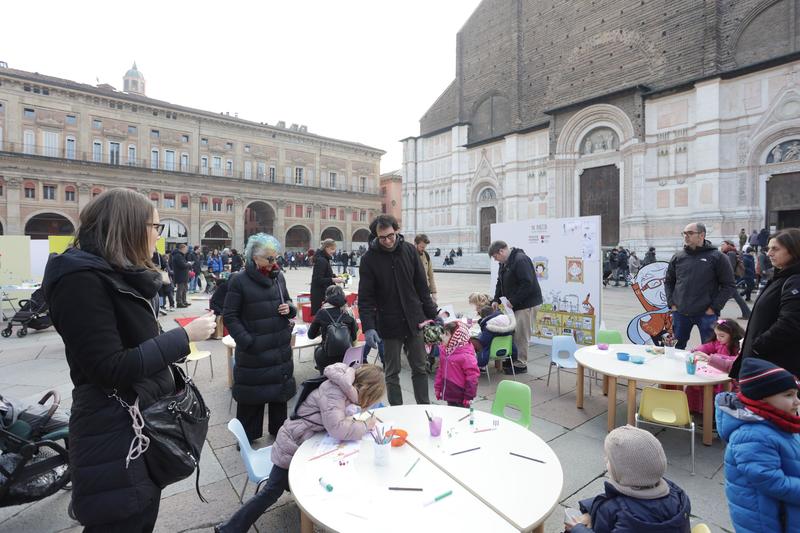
0,269,747,532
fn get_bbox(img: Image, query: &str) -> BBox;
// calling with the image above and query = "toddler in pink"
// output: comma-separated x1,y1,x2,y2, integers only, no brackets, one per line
686,318,744,413
435,321,480,407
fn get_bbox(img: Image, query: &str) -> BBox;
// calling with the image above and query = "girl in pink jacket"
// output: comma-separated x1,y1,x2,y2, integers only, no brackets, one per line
216,363,385,533
686,318,744,413
435,321,480,407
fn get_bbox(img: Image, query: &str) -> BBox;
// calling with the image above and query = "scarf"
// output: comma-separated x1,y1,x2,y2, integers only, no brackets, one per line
445,321,471,356
737,392,800,433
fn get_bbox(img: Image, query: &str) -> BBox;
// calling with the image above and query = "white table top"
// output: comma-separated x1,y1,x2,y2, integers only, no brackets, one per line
574,344,732,386
376,404,562,532
289,431,517,533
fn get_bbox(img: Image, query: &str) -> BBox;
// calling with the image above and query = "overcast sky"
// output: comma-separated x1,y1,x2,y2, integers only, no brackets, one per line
0,0,482,173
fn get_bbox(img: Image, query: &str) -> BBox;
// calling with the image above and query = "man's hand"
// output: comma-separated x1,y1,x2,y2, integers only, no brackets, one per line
671,305,677,311
491,302,499,311
365,329,381,349
564,513,591,531
705,307,716,316
278,303,290,315
333,277,344,283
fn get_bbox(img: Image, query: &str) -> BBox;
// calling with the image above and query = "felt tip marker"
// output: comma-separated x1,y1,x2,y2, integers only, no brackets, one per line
423,490,453,507
318,477,333,492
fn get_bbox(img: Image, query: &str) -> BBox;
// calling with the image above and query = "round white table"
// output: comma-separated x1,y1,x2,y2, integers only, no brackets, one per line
289,405,562,533
574,344,731,445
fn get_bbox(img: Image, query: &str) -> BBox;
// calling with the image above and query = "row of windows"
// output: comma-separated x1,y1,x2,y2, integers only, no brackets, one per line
20,182,77,202
282,203,368,221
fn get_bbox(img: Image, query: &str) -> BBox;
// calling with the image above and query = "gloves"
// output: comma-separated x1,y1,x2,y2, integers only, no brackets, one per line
365,329,382,349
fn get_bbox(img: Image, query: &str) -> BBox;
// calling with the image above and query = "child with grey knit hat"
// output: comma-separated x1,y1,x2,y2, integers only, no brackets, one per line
565,425,692,532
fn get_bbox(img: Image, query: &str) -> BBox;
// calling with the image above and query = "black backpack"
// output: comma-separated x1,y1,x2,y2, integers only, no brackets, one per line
323,309,351,362
289,376,327,421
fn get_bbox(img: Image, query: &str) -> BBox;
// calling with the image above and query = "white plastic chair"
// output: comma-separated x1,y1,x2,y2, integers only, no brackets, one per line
547,335,587,396
227,418,273,502
342,345,364,368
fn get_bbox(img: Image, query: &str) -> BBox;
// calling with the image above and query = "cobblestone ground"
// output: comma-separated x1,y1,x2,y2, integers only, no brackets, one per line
0,269,745,532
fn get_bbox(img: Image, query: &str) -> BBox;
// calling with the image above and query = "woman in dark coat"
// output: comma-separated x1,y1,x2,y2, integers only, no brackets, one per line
42,188,215,532
230,249,244,272
309,238,342,315
731,228,800,378
308,284,358,372
223,233,297,441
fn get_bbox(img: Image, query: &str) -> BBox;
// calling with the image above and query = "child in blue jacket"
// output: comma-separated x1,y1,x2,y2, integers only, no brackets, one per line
565,425,691,532
716,357,800,533
476,306,517,371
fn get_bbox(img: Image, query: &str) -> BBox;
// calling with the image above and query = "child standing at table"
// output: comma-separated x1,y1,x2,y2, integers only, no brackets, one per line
564,425,691,532
685,318,743,413
214,363,384,533
715,358,800,533
434,321,480,407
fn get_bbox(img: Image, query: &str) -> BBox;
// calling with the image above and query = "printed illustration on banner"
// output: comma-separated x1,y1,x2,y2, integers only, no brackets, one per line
626,261,673,345
533,256,549,280
566,257,584,283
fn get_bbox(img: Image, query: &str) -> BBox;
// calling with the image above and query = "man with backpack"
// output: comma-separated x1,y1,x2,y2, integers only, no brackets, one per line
307,285,358,373
721,240,751,320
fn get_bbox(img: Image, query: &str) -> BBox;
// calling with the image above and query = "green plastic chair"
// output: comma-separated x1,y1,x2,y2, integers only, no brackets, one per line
596,329,624,345
479,335,515,384
491,380,532,429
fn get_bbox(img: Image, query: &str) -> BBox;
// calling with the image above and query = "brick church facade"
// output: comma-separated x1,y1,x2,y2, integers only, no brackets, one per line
402,0,800,253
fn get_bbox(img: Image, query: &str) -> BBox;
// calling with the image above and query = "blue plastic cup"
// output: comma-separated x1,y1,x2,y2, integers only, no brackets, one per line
685,361,697,375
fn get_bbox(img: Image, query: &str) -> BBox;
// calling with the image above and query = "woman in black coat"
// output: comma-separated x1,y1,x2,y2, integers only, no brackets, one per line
308,285,358,372
731,228,800,378
223,233,297,441
42,188,215,532
310,239,342,315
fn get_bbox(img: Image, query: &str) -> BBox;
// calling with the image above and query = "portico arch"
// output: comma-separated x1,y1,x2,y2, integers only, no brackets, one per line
24,212,75,240
244,201,276,242
285,225,311,251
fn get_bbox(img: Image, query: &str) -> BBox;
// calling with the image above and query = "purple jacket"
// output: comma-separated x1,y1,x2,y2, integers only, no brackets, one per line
270,363,370,469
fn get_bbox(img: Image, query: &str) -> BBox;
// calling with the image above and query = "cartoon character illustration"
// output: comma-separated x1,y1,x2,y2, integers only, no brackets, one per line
626,261,672,345
582,293,594,315
533,256,548,280
566,257,584,283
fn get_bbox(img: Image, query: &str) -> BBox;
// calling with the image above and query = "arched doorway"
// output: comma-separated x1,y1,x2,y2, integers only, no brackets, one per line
244,201,275,244
285,225,311,251
202,222,231,250
162,219,189,250
479,206,496,252
321,226,344,248
352,228,370,251
24,213,75,240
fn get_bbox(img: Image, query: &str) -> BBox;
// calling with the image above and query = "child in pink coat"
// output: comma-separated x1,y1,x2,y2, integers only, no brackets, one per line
685,318,744,413
435,321,480,407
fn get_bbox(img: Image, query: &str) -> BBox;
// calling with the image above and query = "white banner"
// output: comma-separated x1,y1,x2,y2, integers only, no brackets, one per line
490,216,602,346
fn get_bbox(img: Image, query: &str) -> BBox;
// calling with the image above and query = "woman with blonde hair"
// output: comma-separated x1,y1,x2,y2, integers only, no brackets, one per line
468,292,492,314
43,188,215,531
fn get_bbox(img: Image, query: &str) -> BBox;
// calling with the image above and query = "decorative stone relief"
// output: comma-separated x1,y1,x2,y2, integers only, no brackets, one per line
478,188,496,202
580,127,619,155
737,136,749,166
767,140,800,163
776,98,800,121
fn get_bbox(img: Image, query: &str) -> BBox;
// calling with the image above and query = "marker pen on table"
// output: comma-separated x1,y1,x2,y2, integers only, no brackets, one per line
318,477,333,492
423,490,453,507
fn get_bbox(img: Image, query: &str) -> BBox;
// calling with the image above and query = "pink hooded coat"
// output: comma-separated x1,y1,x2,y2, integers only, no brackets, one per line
686,339,739,413
270,363,370,469
435,322,480,406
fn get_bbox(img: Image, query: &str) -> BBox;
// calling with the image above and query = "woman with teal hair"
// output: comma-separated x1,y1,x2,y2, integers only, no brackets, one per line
223,233,297,441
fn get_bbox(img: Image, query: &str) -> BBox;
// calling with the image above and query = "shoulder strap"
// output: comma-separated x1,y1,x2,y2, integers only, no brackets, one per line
324,308,342,325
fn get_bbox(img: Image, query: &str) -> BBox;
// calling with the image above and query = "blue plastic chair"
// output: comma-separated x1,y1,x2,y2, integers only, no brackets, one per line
227,418,273,502
547,335,587,396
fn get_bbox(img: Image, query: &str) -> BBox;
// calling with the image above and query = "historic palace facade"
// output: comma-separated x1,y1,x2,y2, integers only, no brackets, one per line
0,63,383,251
403,0,800,252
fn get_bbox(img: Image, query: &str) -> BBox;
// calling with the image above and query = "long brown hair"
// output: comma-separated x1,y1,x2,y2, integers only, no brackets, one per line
710,318,745,356
770,228,800,265
73,188,156,269
353,364,386,409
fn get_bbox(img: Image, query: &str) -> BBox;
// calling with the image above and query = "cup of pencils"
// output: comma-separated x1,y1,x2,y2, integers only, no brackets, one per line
426,410,443,437
371,426,391,466
685,353,697,375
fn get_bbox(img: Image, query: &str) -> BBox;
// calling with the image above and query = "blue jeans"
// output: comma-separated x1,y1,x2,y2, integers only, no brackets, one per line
671,311,717,349
189,275,197,291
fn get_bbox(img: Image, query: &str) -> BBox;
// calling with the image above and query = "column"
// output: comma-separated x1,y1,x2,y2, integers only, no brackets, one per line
233,198,245,248
344,207,353,251
312,204,322,247
77,181,93,213
275,200,286,249
5,177,22,235
190,192,201,246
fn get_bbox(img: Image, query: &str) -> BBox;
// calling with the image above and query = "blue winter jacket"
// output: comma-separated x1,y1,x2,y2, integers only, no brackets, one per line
207,255,223,273
571,479,691,533
476,311,517,368
715,392,800,533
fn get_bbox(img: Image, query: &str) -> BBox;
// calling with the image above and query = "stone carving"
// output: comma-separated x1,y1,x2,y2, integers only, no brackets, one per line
767,140,800,164
580,127,619,155
478,188,496,202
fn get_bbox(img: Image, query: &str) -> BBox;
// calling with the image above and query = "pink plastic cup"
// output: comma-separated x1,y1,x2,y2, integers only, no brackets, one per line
429,416,443,437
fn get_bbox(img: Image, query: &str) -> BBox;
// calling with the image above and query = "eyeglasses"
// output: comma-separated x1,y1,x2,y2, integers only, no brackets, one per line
150,223,165,234
256,255,276,263
377,233,397,242
681,231,700,237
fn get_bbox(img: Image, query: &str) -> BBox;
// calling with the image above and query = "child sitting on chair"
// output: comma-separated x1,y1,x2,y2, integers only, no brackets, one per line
565,425,691,532
215,363,385,533
476,306,518,372
716,358,800,533
435,321,480,407
685,318,743,413
307,285,358,373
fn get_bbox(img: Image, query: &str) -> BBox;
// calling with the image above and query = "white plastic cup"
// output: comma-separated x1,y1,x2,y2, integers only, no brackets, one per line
665,346,675,358
373,441,390,467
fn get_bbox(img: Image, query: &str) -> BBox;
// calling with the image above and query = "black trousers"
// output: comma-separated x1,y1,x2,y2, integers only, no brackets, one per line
217,465,289,533
83,493,160,533
236,401,287,441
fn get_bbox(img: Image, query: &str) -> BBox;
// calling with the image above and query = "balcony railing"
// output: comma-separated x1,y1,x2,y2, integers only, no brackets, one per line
0,141,380,195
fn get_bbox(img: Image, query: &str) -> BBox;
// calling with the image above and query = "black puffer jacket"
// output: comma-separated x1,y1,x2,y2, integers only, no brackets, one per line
223,261,297,404
171,248,190,283
358,233,437,339
43,246,189,527
493,247,543,310
310,248,335,315
665,240,735,316
730,261,800,378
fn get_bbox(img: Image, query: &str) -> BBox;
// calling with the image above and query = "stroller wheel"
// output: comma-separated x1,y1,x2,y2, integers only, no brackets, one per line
17,327,28,337
1,327,11,338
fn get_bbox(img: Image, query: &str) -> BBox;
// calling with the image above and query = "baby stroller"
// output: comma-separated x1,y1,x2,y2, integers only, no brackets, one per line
2,288,51,338
0,390,70,507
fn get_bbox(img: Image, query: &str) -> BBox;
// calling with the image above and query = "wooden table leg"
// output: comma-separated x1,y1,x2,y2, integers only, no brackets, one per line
300,510,313,533
226,346,233,389
607,376,617,432
576,364,585,409
703,384,713,446
627,379,637,426
602,375,609,396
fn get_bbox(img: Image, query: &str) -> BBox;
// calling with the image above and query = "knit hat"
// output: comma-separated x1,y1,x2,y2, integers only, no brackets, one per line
738,357,800,400
604,425,669,499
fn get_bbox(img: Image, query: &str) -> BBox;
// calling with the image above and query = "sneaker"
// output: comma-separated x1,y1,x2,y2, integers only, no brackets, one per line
504,363,527,375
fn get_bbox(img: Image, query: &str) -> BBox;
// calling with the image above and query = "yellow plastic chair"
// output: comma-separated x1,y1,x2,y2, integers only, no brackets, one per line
635,387,695,474
692,525,712,533
185,342,213,379
491,380,532,429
